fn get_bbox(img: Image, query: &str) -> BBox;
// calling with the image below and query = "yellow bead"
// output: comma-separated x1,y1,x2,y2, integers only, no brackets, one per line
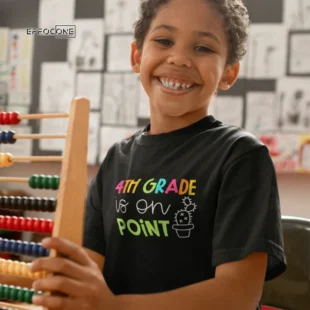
2,260,10,274
8,261,15,275
21,263,29,277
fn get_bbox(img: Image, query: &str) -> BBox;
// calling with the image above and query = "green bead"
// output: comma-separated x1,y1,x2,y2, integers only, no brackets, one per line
0,284,4,298
24,288,34,304
28,174,38,188
35,175,43,189
6,285,12,300
42,175,51,189
9,285,18,301
51,175,60,190
17,287,25,302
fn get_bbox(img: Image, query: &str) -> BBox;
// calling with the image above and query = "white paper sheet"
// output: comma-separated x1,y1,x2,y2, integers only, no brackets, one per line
38,0,75,29
289,32,310,74
245,92,276,133
284,0,310,29
107,35,133,72
39,62,75,113
105,0,140,33
67,19,105,71
299,140,310,170
247,25,288,79
39,118,67,151
99,126,140,162
76,72,102,110
0,125,32,157
0,28,9,62
211,96,243,127
102,73,139,126
276,78,310,132
138,80,150,118
259,133,299,172
88,112,100,165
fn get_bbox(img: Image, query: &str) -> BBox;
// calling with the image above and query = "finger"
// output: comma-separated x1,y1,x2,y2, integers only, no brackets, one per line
32,275,87,298
41,237,90,266
29,257,91,281
32,293,80,310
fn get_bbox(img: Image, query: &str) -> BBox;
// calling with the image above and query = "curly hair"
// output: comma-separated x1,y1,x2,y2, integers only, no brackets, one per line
134,0,250,65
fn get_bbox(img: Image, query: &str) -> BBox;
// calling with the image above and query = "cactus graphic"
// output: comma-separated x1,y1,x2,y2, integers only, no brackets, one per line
172,197,197,238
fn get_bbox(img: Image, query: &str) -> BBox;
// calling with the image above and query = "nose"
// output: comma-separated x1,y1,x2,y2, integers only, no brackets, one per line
167,47,192,68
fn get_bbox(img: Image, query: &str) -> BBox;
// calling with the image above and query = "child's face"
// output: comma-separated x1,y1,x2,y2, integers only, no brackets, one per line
132,0,239,120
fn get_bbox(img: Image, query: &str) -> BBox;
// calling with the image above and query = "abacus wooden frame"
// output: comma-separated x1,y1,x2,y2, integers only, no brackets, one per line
0,97,90,310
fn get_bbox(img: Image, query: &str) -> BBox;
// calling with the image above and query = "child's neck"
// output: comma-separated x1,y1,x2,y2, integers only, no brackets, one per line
149,108,208,135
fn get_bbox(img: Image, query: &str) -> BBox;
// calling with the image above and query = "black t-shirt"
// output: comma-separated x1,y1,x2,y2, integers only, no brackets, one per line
83,115,287,309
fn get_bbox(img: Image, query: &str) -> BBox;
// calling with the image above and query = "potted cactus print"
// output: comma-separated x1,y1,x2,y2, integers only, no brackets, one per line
172,197,197,238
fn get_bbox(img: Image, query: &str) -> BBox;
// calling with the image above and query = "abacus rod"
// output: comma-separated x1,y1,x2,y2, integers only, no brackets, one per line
14,134,66,140
13,156,63,162
0,177,28,183
0,301,43,310
18,113,69,120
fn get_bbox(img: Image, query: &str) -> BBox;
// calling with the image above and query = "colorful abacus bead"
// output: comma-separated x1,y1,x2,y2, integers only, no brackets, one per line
0,111,21,125
0,131,16,144
0,238,49,257
0,153,13,168
0,284,40,304
28,174,60,190
0,196,57,212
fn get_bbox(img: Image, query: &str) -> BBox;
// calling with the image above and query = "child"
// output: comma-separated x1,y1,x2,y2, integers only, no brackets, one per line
30,0,287,309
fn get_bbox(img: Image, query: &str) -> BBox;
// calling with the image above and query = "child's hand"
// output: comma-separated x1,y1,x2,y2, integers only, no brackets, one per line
29,237,115,310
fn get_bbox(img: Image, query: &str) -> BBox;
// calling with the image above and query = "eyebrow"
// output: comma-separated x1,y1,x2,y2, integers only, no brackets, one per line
151,24,221,45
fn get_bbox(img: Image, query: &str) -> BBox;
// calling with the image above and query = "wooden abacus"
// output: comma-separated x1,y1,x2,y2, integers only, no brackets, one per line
0,97,90,310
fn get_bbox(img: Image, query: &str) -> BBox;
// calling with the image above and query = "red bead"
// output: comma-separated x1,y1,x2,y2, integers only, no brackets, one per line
13,216,20,230
0,215,5,229
41,220,48,233
33,219,41,232
26,217,34,231
3,112,11,125
10,111,20,125
0,112,5,124
48,220,54,233
20,217,26,231
5,216,13,230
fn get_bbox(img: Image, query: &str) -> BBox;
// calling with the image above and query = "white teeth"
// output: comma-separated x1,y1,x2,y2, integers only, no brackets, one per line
159,78,193,90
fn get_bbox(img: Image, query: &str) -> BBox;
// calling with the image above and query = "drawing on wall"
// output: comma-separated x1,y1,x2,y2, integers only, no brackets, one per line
276,78,310,132
211,96,243,127
67,19,105,71
259,134,299,172
99,126,141,162
88,112,100,165
102,73,139,126
288,31,310,75
38,0,75,29
245,92,276,133
105,0,140,33
107,35,133,72
284,0,310,29
0,28,9,62
247,25,288,79
0,63,8,106
39,62,74,113
299,135,310,171
76,72,102,110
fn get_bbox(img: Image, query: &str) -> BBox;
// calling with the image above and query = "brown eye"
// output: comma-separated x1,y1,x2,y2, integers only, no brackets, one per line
155,39,173,46
195,46,213,53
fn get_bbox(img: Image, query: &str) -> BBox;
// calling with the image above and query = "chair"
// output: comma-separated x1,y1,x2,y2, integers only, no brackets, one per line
261,216,310,310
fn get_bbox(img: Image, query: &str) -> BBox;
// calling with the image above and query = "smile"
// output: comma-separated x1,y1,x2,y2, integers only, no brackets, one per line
156,77,196,93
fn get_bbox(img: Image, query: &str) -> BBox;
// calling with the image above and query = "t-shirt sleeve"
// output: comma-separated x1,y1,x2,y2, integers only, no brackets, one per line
212,145,287,281
83,164,106,256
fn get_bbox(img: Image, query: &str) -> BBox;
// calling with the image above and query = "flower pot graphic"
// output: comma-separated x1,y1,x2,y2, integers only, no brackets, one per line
173,197,197,238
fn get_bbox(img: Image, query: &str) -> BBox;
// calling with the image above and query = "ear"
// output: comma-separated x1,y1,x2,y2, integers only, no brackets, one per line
218,62,240,91
131,41,142,73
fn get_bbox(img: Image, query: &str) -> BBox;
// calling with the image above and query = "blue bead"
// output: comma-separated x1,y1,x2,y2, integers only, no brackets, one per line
0,131,6,144
30,242,37,256
11,240,19,252
4,240,13,252
6,131,16,144
44,248,49,257
38,246,45,257
24,242,31,255
17,241,24,254
0,238,4,251
32,243,40,256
